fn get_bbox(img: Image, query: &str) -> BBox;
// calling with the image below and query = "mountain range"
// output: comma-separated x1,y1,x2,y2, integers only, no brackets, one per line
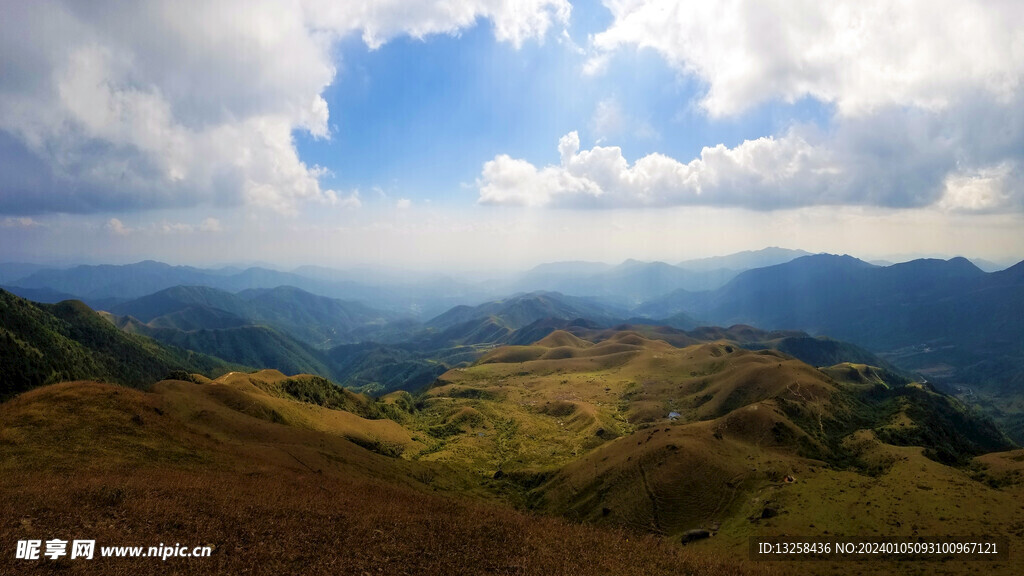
4,248,1024,440
0,247,815,316
4,245,1024,575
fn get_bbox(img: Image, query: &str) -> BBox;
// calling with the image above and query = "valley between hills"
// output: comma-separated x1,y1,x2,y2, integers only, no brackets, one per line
2,251,1024,575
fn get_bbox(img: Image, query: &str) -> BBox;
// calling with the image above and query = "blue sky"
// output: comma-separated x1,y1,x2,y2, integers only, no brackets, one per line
0,1,1022,269
302,10,833,208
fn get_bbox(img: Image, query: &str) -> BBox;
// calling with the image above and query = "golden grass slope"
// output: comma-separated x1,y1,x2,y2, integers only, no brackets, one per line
0,379,772,576
418,329,1024,575
423,332,842,478
3,328,1023,575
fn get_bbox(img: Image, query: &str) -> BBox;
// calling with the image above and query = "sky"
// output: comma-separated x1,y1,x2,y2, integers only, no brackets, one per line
1,0,1022,271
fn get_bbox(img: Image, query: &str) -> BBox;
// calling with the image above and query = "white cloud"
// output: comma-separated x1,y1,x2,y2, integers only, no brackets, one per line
396,198,412,209
159,222,194,234
478,2,1024,212
938,163,1020,213
479,111,1024,211
0,217,42,228
306,0,571,50
105,218,131,235
333,191,363,210
479,130,845,209
589,0,1024,117
0,1,569,216
199,218,222,233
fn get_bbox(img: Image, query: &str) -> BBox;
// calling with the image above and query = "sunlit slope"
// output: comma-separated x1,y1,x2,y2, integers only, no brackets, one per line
548,424,1024,576
419,331,854,475
0,374,771,576
416,329,1019,574
0,371,427,481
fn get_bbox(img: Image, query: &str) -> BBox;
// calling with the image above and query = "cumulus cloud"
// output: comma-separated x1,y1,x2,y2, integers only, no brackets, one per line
479,130,838,209
150,217,224,234
938,163,1021,212
477,1,1024,212
0,217,43,228
308,0,571,50
199,218,223,233
0,0,569,216
105,218,132,236
478,105,1024,211
588,0,1024,117
396,198,412,209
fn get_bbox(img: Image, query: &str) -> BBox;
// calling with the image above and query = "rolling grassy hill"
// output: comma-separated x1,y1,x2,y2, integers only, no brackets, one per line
405,329,1019,574
2,319,1023,574
635,255,1024,441
0,371,770,576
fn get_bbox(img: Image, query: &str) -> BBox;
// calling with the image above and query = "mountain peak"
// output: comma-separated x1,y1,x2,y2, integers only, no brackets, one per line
886,257,984,277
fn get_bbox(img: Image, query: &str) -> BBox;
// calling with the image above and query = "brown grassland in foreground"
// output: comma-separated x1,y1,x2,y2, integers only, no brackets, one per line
0,380,774,576
4,326,1024,576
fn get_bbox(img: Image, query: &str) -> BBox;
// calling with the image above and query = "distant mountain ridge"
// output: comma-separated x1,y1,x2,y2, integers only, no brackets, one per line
638,254,997,344
677,247,812,271
634,253,1024,438
9,261,488,319
426,291,625,332
110,284,394,349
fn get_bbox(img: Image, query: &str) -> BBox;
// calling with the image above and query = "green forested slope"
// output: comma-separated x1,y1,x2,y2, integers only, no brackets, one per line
0,289,231,398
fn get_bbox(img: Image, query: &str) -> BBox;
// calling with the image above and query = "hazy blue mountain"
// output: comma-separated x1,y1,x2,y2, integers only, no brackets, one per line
1,285,81,304
509,259,736,304
10,260,488,319
323,343,448,393
970,258,1009,272
677,247,811,272
426,291,625,332
0,284,126,311
236,286,394,347
111,285,250,322
111,285,396,348
626,311,702,331
635,255,1024,415
514,261,614,288
0,263,53,284
291,264,454,286
13,260,217,299
634,254,877,320
593,260,708,302
133,323,334,378
637,254,995,336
